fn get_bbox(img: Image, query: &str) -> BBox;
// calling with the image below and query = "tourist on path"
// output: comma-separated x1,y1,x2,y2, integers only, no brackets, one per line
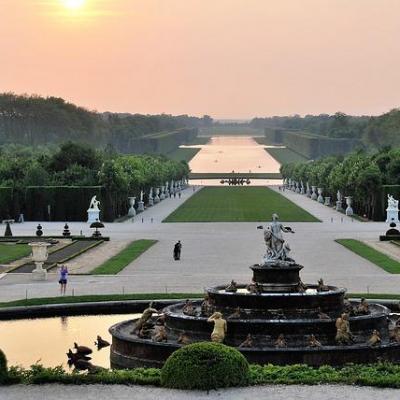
173,241,182,260
58,264,68,295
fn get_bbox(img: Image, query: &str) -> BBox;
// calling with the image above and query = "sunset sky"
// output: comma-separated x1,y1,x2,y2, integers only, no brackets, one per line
1,0,400,118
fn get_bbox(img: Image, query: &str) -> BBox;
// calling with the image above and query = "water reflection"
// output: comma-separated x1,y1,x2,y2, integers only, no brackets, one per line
0,314,139,369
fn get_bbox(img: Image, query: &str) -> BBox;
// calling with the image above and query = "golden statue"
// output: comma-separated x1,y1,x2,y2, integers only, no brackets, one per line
201,294,215,317
228,307,242,319
131,302,159,334
239,334,254,348
182,299,197,316
308,334,322,348
368,330,381,347
335,313,353,344
177,332,191,345
152,326,168,342
275,334,287,348
317,278,329,292
225,280,238,293
207,312,227,343
357,298,369,315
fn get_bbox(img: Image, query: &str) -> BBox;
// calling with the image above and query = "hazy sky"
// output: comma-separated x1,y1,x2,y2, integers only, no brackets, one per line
1,0,400,118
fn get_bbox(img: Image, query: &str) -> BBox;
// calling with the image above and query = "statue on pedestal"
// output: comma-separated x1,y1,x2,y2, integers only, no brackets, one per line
386,194,399,223
261,213,295,266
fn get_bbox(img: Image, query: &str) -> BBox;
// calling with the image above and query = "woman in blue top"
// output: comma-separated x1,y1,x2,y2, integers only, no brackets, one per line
58,264,68,295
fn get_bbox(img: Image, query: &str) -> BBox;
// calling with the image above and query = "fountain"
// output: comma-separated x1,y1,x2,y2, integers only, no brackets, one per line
110,214,400,368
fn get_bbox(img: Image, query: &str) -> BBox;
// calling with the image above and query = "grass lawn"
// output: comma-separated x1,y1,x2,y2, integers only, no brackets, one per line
336,239,400,274
163,187,319,222
166,147,200,162
90,240,157,275
265,147,308,164
0,243,31,264
0,292,398,309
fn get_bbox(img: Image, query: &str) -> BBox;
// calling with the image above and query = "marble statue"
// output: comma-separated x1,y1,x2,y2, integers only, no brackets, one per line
89,196,100,211
140,190,144,202
261,213,295,266
335,313,353,344
207,312,227,343
386,194,400,223
131,302,159,334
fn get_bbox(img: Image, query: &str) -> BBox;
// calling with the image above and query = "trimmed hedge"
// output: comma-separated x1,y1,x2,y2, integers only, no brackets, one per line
0,349,7,384
161,342,250,390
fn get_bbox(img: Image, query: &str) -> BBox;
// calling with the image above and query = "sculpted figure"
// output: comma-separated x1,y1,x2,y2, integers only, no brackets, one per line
261,213,295,265
317,278,329,292
137,326,152,339
207,312,227,343
317,307,330,320
152,326,168,342
228,307,242,319
89,195,100,211
389,319,400,343
335,313,353,344
368,329,381,347
177,332,191,345
308,334,322,348
356,298,369,315
131,302,159,334
225,280,238,293
239,334,254,348
200,294,215,317
388,194,399,210
343,296,353,314
246,280,262,294
182,299,197,316
275,334,287,348
297,279,307,293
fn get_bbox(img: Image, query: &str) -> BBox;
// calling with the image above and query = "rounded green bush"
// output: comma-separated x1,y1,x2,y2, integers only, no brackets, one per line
161,342,249,390
0,349,8,384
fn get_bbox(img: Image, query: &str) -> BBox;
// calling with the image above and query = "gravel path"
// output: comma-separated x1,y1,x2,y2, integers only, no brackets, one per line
1,384,400,400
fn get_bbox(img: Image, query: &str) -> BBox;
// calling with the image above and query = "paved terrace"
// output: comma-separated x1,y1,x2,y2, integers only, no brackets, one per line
0,186,399,302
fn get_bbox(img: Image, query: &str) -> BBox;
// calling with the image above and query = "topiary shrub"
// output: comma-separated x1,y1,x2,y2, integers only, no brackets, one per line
0,349,8,384
161,342,249,390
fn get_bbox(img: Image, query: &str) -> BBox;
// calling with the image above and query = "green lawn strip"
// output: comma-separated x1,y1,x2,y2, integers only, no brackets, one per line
166,147,200,162
90,240,157,275
0,292,398,309
265,147,309,164
164,186,319,222
4,363,400,388
0,292,202,308
336,239,400,274
0,243,31,264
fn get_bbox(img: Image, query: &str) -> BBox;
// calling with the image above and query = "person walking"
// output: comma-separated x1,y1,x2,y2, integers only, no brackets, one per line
173,240,182,260
58,264,68,295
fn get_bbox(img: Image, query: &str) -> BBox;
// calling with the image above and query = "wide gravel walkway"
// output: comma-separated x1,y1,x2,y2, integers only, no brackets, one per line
1,384,400,400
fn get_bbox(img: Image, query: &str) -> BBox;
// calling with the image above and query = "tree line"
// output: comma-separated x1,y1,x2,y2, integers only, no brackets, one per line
280,147,400,220
0,93,212,148
250,109,400,148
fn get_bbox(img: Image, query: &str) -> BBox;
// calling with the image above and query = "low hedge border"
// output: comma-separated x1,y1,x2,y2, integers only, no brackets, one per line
3,362,400,389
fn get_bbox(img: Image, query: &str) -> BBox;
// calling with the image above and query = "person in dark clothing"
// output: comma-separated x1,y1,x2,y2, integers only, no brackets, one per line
173,241,182,260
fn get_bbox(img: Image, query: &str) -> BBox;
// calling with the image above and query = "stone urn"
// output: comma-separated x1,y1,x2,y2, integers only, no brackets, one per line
30,242,50,281
300,182,305,195
128,197,136,217
311,186,318,200
317,188,324,203
295,182,300,193
324,197,331,206
160,186,165,201
345,196,354,216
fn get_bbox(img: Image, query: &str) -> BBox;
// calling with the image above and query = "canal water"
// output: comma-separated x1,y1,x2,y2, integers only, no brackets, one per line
0,314,138,369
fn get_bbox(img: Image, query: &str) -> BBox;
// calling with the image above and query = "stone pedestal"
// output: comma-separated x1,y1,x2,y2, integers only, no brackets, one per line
29,242,50,281
336,200,343,212
137,201,144,212
324,197,331,206
311,186,317,201
87,209,100,224
386,209,399,224
148,197,154,207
